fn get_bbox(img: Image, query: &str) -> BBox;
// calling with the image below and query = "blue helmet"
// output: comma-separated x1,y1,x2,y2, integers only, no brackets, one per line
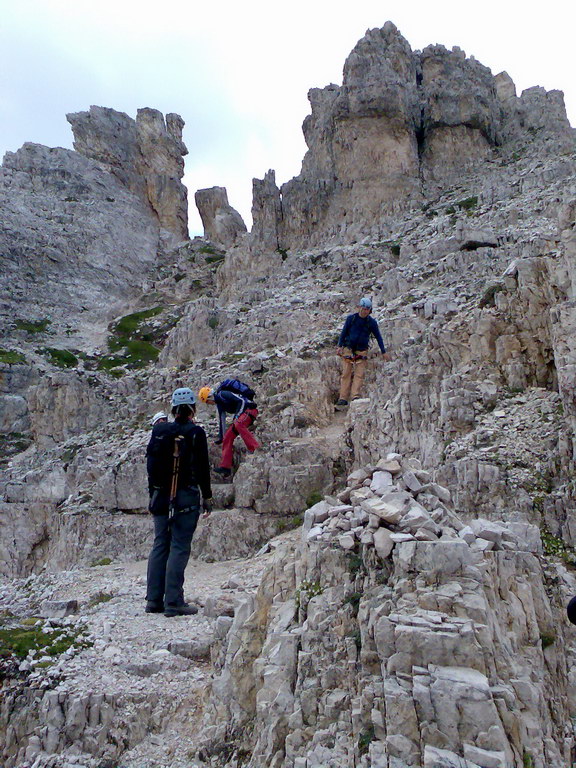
359,297,372,309
171,387,196,407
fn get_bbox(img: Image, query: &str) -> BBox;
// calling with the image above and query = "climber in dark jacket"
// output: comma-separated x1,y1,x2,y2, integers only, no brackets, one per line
145,387,212,618
198,382,260,479
335,296,390,407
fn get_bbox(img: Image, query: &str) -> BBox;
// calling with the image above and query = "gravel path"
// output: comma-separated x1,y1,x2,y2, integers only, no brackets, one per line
1,530,300,768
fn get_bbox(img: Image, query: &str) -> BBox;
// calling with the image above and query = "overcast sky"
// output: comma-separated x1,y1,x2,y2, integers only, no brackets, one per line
1,0,575,235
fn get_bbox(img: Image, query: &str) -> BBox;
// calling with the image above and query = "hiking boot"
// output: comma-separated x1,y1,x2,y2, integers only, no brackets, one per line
335,399,349,410
145,601,164,614
164,604,199,617
351,396,362,401
214,467,232,479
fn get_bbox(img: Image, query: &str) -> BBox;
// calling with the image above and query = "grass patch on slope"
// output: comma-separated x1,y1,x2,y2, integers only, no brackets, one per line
0,348,26,365
97,306,165,372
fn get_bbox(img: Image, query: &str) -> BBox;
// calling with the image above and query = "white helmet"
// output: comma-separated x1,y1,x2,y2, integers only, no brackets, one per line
150,411,168,426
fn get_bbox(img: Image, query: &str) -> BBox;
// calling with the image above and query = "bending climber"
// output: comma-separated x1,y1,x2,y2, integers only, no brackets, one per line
145,387,212,617
336,297,390,408
198,379,260,479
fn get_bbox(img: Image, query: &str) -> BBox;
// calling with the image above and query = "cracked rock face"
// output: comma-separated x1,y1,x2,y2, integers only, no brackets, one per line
68,105,189,240
194,186,247,249
0,141,161,346
198,457,573,768
246,21,574,251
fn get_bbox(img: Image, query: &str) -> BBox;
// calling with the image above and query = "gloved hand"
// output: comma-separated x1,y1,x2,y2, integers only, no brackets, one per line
202,498,213,515
214,438,223,446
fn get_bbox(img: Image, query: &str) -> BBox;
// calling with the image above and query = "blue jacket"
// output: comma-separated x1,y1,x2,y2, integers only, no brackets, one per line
338,313,386,353
214,389,255,441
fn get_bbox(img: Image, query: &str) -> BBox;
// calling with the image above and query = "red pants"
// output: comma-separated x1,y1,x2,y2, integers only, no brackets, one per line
220,409,260,469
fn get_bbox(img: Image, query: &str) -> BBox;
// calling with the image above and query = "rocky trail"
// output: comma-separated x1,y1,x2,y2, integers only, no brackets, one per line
1,528,298,768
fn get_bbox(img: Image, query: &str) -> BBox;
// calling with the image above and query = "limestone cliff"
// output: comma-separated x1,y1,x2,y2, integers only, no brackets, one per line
245,22,574,251
0,141,161,347
195,187,247,249
68,106,189,240
199,460,575,768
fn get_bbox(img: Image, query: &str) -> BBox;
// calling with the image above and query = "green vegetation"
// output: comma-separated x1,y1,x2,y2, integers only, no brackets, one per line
222,352,245,364
95,357,127,376
0,620,91,660
295,579,323,608
110,306,163,342
358,726,375,756
97,306,165,372
540,526,576,566
90,557,112,567
540,633,555,649
530,471,553,495
275,514,304,534
523,750,534,768
446,196,479,215
456,195,478,211
208,315,219,330
0,432,32,464
277,248,288,261
344,591,363,616
39,347,78,368
422,203,438,219
376,238,402,255
15,318,51,333
347,553,365,578
205,254,225,264
61,445,81,465
98,340,160,372
0,348,26,365
197,244,222,255
89,591,114,607
306,491,323,508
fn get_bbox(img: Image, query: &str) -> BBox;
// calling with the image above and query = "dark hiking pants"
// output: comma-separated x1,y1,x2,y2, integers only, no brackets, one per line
146,503,200,608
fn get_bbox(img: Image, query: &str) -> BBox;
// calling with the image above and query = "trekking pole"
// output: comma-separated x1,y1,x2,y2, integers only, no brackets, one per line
168,436,183,522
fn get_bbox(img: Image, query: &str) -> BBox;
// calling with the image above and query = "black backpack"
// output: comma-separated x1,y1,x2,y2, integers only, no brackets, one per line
217,378,256,401
147,422,200,516
147,423,186,482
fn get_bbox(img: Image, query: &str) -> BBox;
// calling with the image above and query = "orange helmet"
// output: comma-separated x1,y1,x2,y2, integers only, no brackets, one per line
198,386,213,403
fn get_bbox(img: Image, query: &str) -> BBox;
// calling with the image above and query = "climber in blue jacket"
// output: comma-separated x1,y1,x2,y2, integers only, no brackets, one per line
335,297,390,407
